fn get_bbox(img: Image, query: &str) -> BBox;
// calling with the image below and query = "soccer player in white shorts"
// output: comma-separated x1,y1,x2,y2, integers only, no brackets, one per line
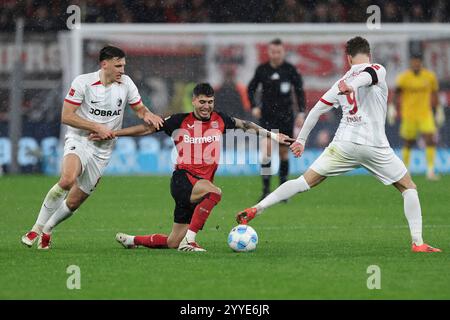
21,46,164,250
236,36,441,253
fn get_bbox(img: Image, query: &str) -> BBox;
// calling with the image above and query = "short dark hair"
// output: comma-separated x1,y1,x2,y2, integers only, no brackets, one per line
270,38,283,46
99,46,126,62
193,83,214,97
345,36,371,57
410,52,423,60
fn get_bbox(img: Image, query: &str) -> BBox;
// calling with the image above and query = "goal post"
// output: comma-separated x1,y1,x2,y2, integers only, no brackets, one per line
55,23,450,176
64,23,450,102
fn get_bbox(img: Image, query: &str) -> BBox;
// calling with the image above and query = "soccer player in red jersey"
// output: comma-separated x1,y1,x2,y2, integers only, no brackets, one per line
91,83,294,251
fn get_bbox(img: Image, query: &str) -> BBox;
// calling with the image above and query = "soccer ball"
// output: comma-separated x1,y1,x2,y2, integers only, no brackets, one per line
227,224,258,252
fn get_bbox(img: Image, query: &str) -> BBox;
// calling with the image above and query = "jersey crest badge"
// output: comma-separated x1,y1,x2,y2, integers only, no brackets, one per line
280,82,290,93
271,72,280,80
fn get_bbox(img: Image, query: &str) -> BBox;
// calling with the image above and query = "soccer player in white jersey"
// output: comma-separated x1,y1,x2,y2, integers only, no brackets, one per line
21,46,164,250
236,37,441,253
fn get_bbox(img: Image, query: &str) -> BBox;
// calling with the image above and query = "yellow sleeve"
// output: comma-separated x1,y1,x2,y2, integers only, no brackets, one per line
395,73,406,89
430,72,439,92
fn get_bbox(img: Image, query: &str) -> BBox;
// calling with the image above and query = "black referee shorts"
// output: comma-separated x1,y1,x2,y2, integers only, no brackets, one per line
261,116,294,137
170,169,198,224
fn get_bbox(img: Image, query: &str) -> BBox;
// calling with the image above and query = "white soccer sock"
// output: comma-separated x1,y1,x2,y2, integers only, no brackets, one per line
255,175,310,213
34,183,68,228
402,189,424,246
31,225,43,234
42,200,74,234
185,229,197,243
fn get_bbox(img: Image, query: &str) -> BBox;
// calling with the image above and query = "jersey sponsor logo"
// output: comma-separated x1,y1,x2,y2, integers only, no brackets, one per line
271,72,280,80
346,115,362,123
89,108,122,117
183,134,220,144
69,88,75,96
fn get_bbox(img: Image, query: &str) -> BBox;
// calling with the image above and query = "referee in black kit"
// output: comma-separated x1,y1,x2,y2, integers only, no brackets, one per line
248,38,306,200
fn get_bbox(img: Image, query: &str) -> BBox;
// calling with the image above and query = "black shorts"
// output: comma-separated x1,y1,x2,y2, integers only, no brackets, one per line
261,117,293,137
170,169,199,224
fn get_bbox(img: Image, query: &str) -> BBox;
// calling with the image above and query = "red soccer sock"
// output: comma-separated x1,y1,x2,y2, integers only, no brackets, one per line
189,192,222,233
134,234,168,248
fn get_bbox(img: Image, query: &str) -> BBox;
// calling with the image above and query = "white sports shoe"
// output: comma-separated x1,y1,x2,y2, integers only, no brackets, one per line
177,237,206,252
115,232,136,249
21,231,39,247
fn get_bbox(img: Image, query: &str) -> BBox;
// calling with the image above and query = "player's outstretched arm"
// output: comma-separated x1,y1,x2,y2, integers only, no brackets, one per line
62,101,115,139
293,101,333,157
115,123,156,137
233,118,295,145
89,123,155,141
131,101,164,130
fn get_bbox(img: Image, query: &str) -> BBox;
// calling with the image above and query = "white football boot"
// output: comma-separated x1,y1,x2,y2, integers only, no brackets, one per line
115,232,137,249
177,237,206,252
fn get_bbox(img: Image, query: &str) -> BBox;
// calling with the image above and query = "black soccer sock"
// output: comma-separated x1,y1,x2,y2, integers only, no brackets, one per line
279,160,289,185
261,162,271,194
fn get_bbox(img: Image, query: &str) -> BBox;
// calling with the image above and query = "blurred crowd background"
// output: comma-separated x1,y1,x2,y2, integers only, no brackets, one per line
1,0,449,31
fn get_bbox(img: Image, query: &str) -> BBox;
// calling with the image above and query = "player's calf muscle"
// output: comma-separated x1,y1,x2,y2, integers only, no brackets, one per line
167,238,181,248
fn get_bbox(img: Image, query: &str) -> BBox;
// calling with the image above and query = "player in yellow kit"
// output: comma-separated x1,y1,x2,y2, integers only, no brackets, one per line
389,54,441,180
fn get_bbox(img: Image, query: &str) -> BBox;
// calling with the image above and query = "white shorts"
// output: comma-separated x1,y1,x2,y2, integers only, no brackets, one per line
63,137,109,195
310,141,408,185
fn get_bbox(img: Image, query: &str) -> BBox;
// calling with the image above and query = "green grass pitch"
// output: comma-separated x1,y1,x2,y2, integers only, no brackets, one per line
0,174,449,299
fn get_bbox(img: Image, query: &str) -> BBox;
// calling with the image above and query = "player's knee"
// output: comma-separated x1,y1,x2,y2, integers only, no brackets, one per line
280,151,289,160
404,140,415,148
59,175,77,190
407,181,417,190
397,178,417,192
279,146,289,157
403,174,417,190
424,136,436,146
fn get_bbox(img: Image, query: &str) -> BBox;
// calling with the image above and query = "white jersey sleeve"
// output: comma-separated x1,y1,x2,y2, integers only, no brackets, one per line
123,75,142,109
350,64,386,88
319,81,341,108
64,76,85,106
296,101,334,144
368,63,386,84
